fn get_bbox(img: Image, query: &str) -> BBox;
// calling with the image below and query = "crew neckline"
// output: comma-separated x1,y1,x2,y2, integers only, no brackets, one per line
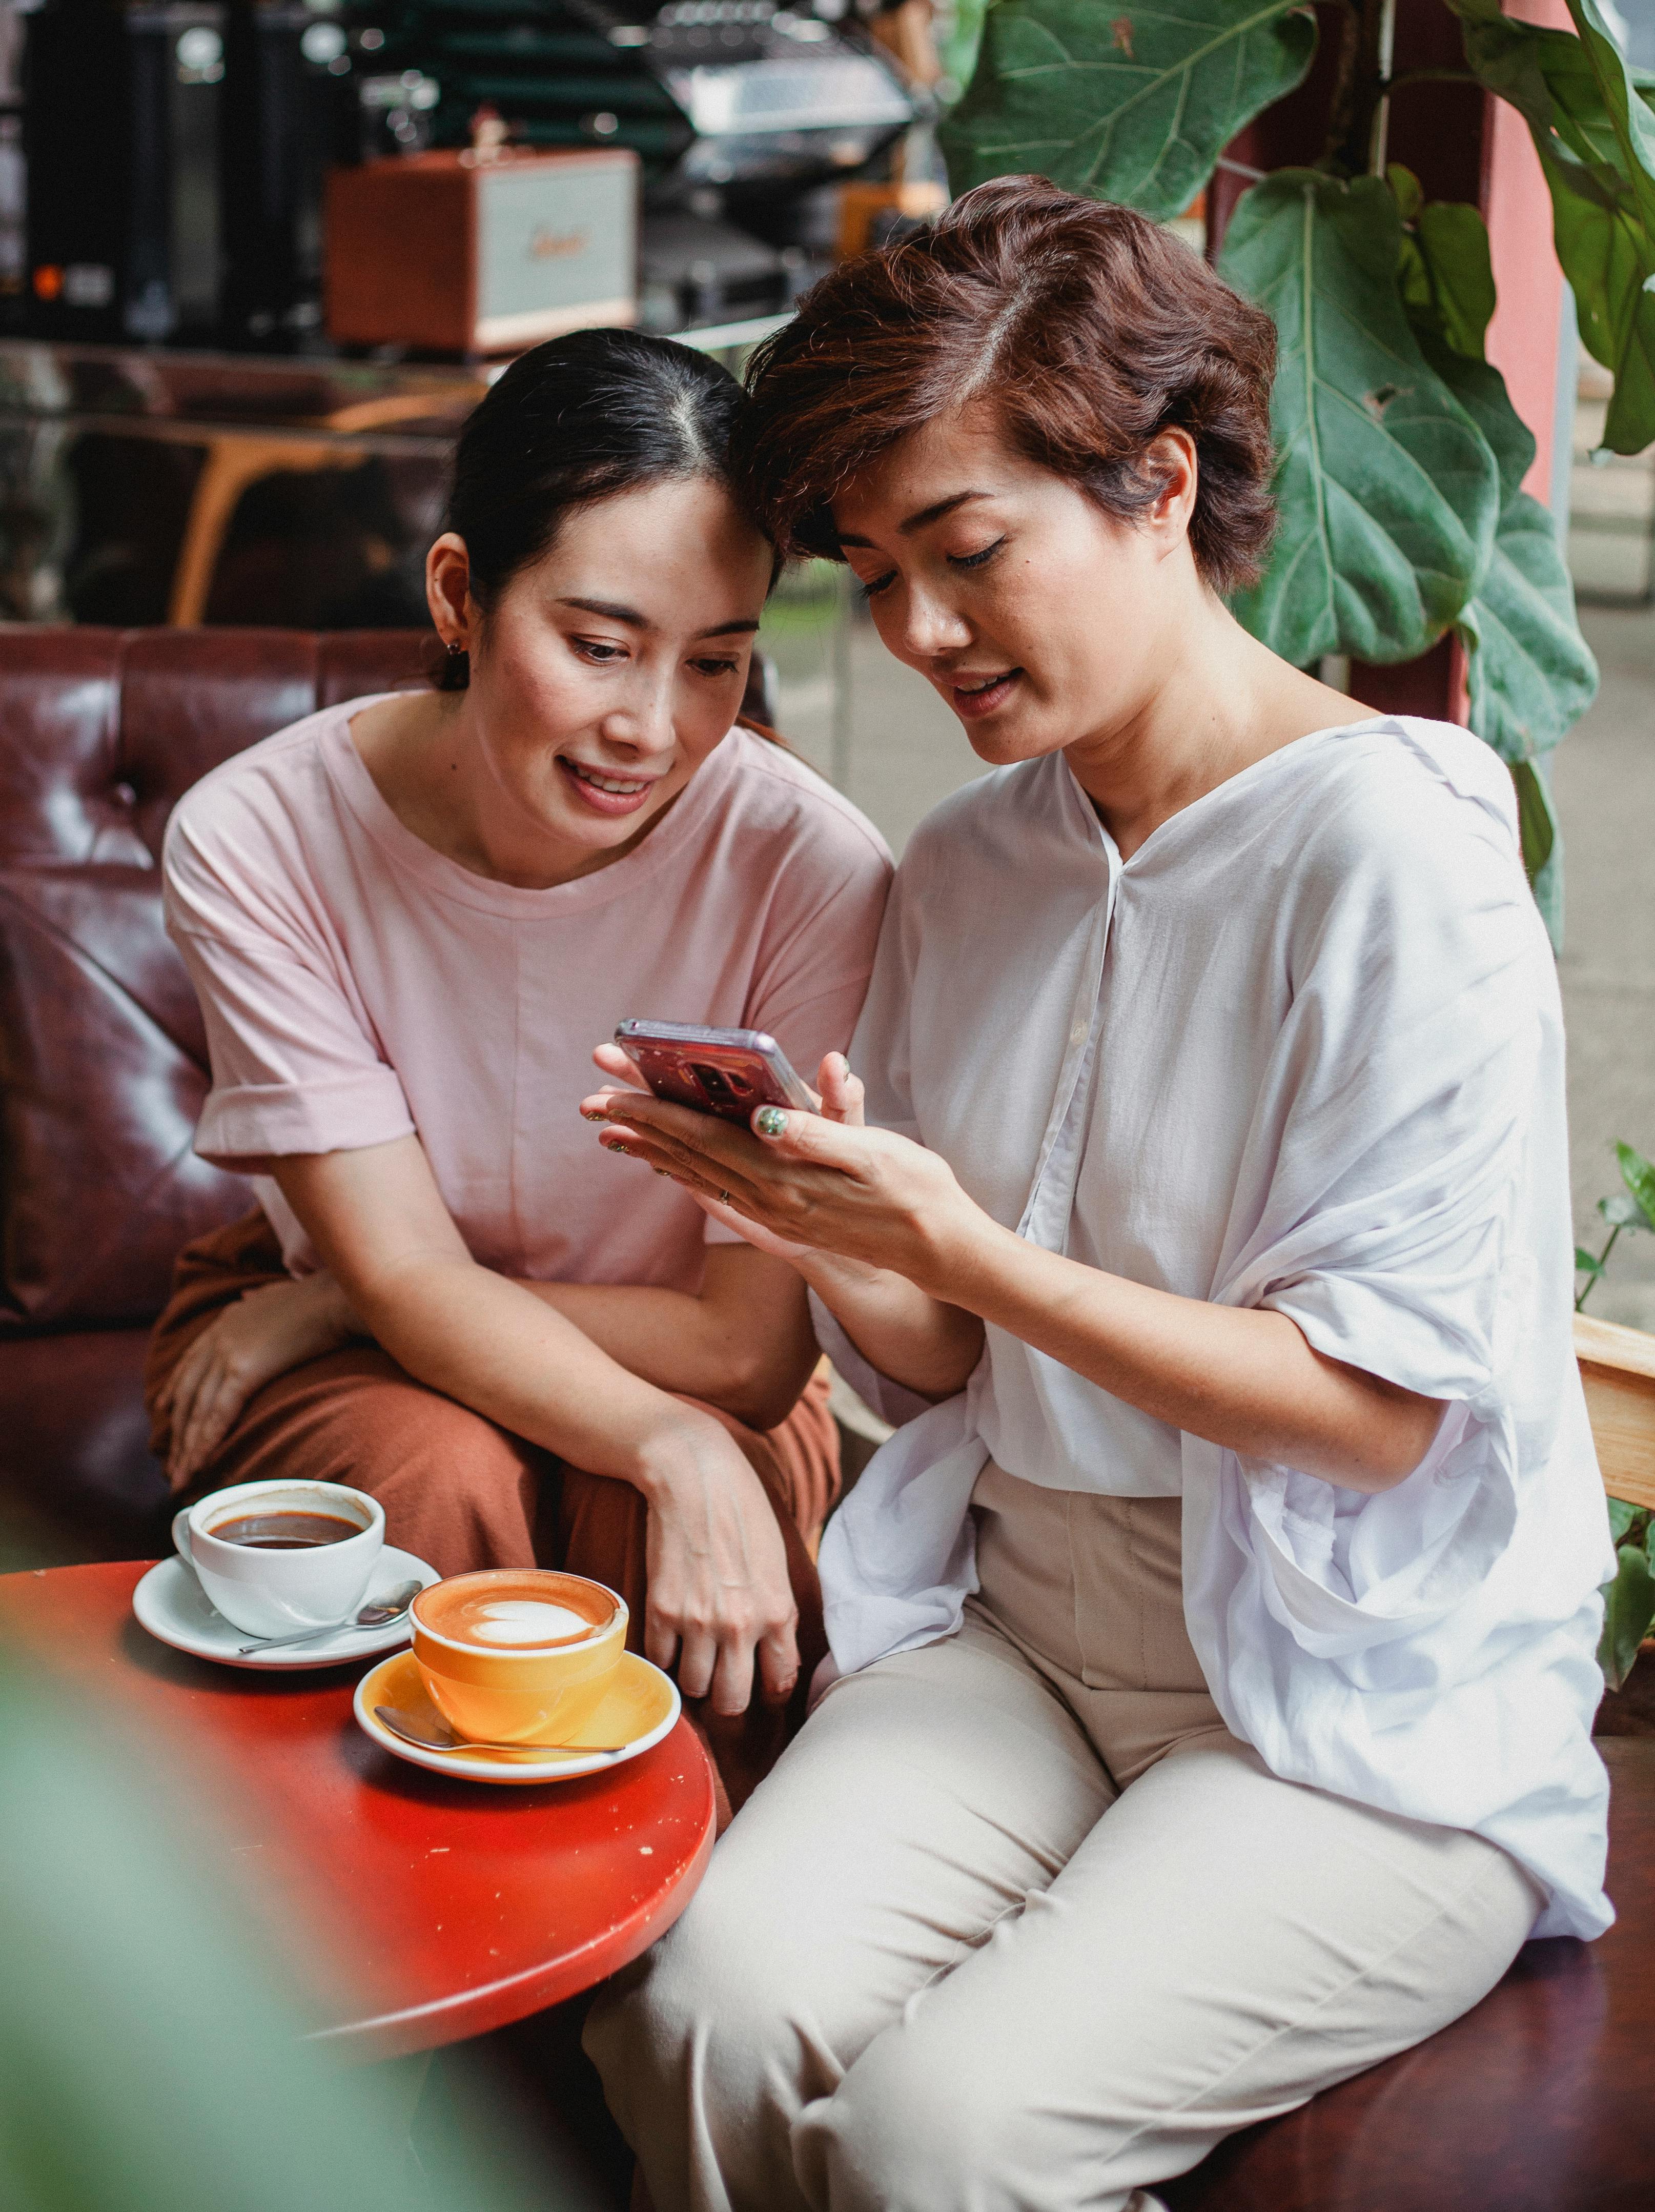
320,695,745,917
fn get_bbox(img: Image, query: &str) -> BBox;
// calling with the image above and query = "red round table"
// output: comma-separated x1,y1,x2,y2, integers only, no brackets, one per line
0,1560,718,2059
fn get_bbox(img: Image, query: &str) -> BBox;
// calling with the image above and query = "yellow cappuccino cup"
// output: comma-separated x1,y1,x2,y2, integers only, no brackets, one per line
410,1570,627,1746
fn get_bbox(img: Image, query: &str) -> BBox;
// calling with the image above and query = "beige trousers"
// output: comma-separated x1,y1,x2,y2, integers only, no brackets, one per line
587,1462,1541,2212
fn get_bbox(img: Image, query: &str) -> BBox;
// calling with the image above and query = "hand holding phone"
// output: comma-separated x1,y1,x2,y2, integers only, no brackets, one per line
613,1020,816,1127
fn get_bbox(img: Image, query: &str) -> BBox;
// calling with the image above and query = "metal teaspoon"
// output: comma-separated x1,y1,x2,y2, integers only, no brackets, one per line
237,1579,424,1656
373,1705,631,1758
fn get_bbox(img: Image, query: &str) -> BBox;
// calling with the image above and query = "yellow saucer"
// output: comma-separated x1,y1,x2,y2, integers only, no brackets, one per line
354,1646,679,1785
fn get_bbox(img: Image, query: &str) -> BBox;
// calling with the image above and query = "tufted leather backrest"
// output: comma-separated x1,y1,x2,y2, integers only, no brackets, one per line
0,627,434,1332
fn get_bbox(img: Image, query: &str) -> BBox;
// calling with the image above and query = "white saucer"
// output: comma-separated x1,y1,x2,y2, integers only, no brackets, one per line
354,1646,680,1784
133,1546,440,1671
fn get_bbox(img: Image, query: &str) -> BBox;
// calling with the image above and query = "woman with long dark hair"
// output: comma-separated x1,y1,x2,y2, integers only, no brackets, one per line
583,186,1612,2206
144,330,891,1802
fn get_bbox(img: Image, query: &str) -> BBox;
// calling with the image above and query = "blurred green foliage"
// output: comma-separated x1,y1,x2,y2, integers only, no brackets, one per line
0,1647,568,2212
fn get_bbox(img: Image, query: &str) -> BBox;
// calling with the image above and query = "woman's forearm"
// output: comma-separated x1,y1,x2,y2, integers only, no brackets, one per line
926,1216,1441,1491
791,1250,984,1401
348,1252,717,1488
516,1254,818,1431
580,1095,1441,1489
297,1237,816,1433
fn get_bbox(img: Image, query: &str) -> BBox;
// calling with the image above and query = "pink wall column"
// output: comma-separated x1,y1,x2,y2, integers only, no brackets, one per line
1481,0,1575,508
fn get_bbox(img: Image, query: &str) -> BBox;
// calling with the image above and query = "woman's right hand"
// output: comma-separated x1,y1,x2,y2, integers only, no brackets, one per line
588,1050,869,1270
633,1415,799,1715
164,1273,359,1492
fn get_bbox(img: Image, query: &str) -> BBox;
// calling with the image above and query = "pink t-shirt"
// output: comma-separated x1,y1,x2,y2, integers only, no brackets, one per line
164,697,892,1287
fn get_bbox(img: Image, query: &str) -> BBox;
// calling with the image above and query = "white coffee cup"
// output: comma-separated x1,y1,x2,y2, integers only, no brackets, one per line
172,1479,385,1640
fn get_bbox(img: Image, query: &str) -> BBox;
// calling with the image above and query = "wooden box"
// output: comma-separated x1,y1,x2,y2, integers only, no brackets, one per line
1576,1313,1655,1512
325,149,639,357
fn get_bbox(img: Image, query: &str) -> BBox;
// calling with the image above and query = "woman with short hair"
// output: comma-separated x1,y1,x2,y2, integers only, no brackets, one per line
583,182,1612,2209
145,329,892,1805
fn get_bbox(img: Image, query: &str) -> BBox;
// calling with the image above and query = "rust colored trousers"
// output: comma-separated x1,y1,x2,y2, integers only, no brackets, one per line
144,1212,840,1820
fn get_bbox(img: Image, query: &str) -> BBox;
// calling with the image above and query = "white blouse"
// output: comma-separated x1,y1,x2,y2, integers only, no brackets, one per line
813,716,1614,1941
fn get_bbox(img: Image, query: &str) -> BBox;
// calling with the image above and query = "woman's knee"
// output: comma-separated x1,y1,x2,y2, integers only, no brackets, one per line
595,1858,805,2091
803,2013,1032,2212
589,1829,862,2167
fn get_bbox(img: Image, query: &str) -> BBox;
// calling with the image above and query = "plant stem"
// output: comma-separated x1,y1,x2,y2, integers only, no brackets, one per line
1385,67,1480,93
1577,1222,1622,1310
1323,0,1397,178
1370,0,1397,175
1322,0,1363,173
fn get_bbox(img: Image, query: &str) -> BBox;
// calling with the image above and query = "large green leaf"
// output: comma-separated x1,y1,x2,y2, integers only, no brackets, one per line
1388,176,1598,941
1219,172,1501,666
1450,0,1655,451
1567,0,1655,220
1438,358,1592,942
1563,0,1655,449
938,0,1317,221
1451,0,1627,166
1617,1138,1655,1228
1413,208,1497,360
1542,143,1655,451
940,0,993,95
1426,347,1596,757
1606,1497,1648,1544
1507,756,1559,906
1599,1538,1655,1691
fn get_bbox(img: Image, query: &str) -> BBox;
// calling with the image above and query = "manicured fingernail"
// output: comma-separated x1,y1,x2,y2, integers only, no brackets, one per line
605,1140,633,1157
580,1105,605,1120
755,1107,788,1139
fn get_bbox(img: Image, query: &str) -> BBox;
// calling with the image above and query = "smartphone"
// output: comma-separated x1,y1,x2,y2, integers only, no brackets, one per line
614,1019,815,1126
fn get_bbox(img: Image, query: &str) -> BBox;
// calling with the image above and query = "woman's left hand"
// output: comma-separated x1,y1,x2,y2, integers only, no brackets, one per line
578,1078,981,1292
163,1273,360,1492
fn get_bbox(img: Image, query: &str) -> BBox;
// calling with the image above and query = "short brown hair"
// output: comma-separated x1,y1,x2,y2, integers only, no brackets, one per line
736,177,1278,594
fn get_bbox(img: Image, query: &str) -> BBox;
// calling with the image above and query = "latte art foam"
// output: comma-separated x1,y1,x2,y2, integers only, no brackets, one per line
415,1569,617,1652
467,1600,590,1645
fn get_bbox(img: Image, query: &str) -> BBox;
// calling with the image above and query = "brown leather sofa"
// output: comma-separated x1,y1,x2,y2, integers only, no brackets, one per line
0,625,434,1561
2,622,1651,2205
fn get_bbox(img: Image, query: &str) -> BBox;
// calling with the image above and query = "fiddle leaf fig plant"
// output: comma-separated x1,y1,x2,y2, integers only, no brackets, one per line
1216,170,1500,669
1389,167,1596,928
940,0,1634,945
942,0,1317,218
1449,0,1655,454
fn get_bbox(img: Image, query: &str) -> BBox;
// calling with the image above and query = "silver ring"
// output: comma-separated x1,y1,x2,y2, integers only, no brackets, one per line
719,1189,732,1205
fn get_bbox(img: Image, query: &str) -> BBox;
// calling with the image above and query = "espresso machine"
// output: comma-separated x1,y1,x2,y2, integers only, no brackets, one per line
20,0,417,347
357,0,918,327
19,0,917,350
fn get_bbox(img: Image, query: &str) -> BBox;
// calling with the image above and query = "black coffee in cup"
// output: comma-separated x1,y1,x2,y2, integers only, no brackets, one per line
210,1509,362,1551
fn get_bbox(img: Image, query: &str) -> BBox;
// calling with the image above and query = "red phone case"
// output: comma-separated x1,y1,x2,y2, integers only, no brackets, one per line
615,1023,810,1125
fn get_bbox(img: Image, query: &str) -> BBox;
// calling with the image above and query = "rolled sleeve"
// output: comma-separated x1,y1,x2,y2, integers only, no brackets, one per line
168,850,415,1165
193,1071,415,1164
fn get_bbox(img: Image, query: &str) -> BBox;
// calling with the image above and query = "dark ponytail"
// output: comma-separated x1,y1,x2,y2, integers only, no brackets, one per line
437,327,752,691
